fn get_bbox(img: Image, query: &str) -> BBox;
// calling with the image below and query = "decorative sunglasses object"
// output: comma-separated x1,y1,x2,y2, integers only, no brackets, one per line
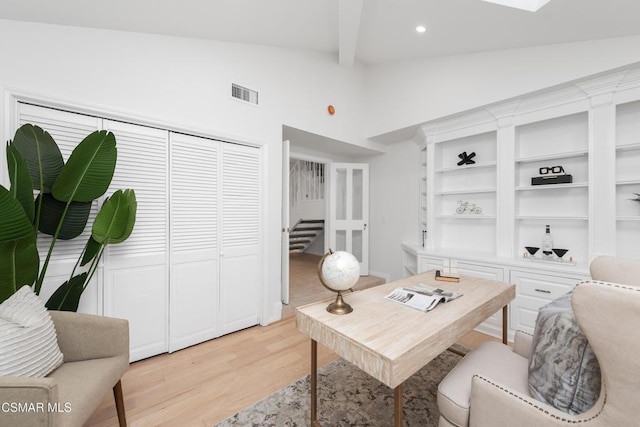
539,165,565,175
531,164,573,186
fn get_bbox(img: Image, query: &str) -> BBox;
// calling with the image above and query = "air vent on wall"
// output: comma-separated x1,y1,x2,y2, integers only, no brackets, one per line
232,83,259,105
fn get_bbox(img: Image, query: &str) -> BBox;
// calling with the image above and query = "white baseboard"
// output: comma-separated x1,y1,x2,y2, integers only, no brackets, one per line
368,270,390,283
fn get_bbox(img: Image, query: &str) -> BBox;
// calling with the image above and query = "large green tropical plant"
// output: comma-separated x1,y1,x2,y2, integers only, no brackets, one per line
0,124,137,311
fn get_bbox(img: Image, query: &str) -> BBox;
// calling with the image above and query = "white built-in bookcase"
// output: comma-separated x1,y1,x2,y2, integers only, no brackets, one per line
616,100,640,259
408,63,640,340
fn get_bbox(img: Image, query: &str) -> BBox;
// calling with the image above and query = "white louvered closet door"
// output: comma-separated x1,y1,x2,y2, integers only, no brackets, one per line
103,120,169,361
169,133,219,352
16,103,102,314
219,143,261,335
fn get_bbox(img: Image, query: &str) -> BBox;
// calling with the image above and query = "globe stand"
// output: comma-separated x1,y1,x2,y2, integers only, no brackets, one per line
326,292,353,315
318,249,359,315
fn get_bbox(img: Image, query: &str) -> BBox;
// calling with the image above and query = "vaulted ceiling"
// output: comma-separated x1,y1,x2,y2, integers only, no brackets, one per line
1,0,639,65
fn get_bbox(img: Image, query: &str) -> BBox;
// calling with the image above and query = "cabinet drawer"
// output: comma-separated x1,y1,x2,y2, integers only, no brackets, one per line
511,270,579,301
418,256,444,273
457,262,504,281
511,295,544,334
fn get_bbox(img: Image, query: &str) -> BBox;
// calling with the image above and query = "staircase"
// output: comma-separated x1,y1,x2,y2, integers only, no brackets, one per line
289,219,324,253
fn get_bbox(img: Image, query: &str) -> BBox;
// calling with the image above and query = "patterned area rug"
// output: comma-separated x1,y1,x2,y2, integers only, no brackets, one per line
215,348,466,427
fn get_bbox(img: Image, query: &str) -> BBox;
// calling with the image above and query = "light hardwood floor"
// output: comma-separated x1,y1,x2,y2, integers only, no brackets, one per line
85,257,497,426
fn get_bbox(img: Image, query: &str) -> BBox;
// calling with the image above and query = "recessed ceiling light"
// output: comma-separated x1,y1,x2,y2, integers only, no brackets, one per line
416,25,427,33
481,0,551,12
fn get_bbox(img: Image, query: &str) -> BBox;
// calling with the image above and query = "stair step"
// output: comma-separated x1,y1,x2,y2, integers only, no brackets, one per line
289,233,318,238
289,244,306,250
300,219,324,224
294,226,323,231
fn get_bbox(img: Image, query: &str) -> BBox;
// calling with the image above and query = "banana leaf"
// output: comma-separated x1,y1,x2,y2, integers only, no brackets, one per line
6,143,35,223
80,237,102,267
0,185,34,242
36,193,92,240
0,186,39,303
52,130,117,203
0,238,39,304
45,273,88,312
11,124,63,192
92,189,137,244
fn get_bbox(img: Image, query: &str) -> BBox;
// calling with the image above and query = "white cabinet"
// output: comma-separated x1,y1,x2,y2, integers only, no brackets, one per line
401,242,590,341
509,270,580,334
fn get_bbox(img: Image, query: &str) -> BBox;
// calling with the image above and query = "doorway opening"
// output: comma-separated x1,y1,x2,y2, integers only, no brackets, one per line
282,158,384,318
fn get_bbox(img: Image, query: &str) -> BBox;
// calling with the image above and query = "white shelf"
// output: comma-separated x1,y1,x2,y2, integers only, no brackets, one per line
616,180,640,186
515,182,588,191
516,215,588,221
616,142,640,152
515,149,588,164
437,214,496,219
617,216,640,221
435,161,497,173
435,188,496,196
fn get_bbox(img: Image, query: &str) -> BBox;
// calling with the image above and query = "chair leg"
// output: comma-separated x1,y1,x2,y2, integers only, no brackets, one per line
113,379,127,427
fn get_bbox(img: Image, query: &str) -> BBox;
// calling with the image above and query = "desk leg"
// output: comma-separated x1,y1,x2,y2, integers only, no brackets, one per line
502,305,508,345
311,340,318,426
394,383,403,426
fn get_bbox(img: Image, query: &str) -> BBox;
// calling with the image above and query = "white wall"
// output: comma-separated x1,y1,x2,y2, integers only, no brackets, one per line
363,139,420,281
365,36,640,139
0,19,367,324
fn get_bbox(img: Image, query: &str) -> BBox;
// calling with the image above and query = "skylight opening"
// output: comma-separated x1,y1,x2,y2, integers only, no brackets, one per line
481,0,551,12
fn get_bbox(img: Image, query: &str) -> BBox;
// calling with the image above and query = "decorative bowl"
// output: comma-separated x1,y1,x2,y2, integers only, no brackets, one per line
525,246,539,256
552,248,569,258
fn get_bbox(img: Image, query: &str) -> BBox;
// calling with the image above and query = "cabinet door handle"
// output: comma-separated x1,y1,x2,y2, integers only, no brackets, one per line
534,288,551,294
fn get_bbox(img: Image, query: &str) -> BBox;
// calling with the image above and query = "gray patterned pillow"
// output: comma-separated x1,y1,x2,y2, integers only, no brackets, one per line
528,292,601,414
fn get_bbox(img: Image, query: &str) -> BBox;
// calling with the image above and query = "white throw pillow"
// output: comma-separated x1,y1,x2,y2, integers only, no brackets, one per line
0,285,64,377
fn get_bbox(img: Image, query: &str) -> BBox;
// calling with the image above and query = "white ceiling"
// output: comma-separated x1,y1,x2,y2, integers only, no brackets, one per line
1,0,639,65
2,0,640,159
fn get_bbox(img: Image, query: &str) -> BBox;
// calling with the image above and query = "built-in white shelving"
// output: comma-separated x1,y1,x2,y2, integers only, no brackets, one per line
408,63,640,342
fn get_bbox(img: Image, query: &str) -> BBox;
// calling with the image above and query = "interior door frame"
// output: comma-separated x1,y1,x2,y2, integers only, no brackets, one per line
281,140,290,304
327,162,370,275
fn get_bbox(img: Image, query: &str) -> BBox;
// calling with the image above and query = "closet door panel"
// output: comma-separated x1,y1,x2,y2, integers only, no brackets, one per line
16,103,102,314
169,133,220,352
219,143,261,335
103,120,169,361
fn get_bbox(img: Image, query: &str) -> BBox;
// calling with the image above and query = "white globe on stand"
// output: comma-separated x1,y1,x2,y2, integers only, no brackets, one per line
318,250,360,314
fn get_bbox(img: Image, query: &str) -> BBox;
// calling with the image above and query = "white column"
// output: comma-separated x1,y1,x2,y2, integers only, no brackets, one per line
588,93,617,259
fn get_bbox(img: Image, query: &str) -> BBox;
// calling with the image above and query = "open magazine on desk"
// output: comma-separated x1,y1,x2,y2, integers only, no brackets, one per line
385,283,462,312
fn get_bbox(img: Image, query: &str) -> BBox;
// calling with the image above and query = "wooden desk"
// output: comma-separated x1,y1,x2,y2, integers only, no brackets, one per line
296,270,515,426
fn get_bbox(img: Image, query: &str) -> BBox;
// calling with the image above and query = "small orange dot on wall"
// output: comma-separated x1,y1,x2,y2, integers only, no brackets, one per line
327,105,335,115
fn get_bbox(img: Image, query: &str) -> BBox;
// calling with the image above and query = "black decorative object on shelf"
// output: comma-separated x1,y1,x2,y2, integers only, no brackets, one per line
525,246,539,257
457,151,476,166
552,248,569,259
531,164,573,186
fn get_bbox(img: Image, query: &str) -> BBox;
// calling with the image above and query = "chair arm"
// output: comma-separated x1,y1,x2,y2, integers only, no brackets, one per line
49,311,129,363
469,375,604,427
0,376,59,426
513,330,533,359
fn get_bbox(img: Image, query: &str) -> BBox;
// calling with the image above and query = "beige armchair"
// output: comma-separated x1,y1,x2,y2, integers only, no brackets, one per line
0,311,129,427
437,255,640,427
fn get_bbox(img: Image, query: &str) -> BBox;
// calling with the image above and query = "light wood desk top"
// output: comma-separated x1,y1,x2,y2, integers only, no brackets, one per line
296,270,515,389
